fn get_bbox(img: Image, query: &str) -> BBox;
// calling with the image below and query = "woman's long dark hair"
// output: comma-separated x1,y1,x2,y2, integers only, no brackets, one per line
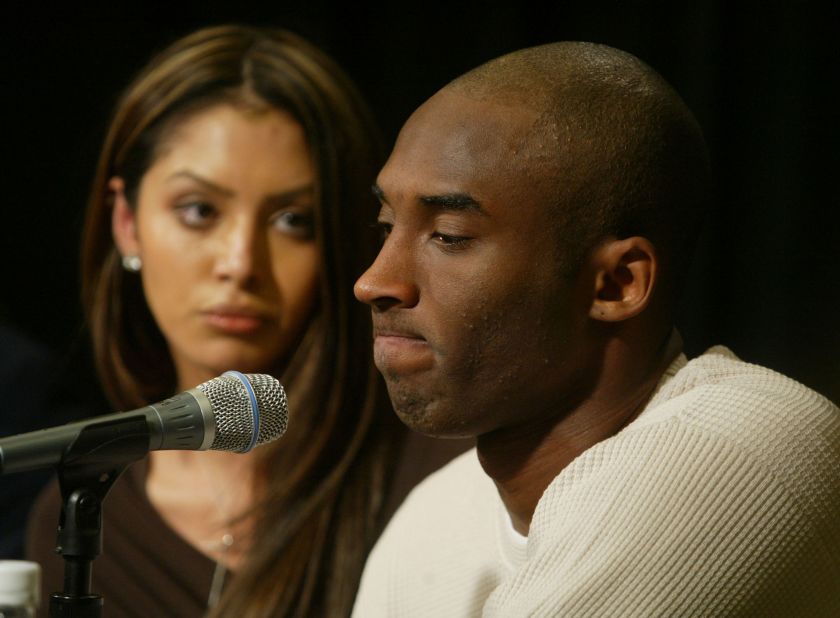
81,25,402,616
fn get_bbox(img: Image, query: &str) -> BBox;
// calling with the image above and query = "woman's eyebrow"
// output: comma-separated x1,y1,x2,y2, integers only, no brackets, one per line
167,170,314,206
165,170,235,196
263,185,315,208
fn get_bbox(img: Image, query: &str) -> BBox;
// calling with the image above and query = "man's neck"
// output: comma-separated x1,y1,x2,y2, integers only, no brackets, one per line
476,328,683,536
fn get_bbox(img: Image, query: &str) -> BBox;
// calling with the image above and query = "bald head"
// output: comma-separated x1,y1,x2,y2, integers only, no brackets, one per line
442,42,710,292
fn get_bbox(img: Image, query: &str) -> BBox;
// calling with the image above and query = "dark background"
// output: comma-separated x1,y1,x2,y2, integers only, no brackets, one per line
2,2,837,404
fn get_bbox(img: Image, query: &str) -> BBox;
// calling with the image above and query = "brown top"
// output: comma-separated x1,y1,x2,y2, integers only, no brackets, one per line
26,458,217,617
24,432,471,616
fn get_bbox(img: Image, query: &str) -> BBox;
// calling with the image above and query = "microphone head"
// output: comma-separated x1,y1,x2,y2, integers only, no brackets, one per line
196,373,288,453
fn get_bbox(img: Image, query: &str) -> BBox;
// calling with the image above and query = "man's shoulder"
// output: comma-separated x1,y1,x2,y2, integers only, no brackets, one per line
681,345,828,395
508,348,840,615
647,345,838,436
535,345,840,546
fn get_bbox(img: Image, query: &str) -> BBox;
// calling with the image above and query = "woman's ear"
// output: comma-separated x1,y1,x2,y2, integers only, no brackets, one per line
110,177,140,258
588,236,657,322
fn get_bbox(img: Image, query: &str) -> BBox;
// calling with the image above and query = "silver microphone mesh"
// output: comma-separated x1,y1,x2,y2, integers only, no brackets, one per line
196,373,288,452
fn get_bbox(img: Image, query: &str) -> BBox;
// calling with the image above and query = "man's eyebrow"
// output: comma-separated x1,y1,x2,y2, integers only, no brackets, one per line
371,183,486,216
419,193,485,215
372,184,386,203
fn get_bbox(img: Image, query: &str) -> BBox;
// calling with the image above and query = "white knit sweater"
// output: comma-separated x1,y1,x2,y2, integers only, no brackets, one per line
353,347,840,617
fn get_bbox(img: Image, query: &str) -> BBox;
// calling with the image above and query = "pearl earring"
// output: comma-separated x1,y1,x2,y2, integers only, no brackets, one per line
122,255,142,272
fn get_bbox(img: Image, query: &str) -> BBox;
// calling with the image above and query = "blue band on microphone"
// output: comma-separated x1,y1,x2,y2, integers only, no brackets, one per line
224,370,260,452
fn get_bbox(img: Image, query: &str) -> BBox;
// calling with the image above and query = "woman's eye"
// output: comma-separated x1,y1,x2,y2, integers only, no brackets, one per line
271,209,315,239
174,202,217,228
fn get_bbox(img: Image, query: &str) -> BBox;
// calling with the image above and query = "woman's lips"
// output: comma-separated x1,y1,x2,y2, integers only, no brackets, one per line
202,307,271,335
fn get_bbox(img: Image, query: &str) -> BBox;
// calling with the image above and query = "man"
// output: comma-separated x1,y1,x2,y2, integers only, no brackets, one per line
352,42,840,616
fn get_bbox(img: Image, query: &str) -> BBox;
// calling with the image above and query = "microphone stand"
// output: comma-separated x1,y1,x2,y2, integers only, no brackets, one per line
49,415,150,618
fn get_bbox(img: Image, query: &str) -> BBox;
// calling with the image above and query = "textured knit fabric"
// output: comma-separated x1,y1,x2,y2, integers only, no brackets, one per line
352,347,840,617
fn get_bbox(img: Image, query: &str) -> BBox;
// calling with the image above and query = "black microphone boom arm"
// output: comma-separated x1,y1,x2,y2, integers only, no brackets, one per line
0,388,214,475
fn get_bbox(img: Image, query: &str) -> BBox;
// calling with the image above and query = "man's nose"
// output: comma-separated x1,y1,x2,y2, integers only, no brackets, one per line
354,235,419,311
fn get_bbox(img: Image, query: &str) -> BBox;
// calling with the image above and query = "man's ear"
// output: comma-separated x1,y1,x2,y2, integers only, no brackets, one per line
110,177,141,258
588,237,657,322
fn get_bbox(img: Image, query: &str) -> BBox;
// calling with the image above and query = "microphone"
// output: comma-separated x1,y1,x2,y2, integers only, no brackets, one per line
0,371,288,475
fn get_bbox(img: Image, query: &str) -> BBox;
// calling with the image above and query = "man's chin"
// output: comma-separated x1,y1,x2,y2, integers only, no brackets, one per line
392,401,475,439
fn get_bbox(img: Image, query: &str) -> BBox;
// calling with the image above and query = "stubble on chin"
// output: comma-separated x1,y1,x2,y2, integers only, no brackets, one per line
382,374,441,435
385,375,475,438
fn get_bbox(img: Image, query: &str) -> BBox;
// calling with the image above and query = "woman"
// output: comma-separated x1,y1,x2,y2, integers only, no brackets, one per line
27,24,405,617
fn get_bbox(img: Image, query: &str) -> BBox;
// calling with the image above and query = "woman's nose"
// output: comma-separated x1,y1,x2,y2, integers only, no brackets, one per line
354,235,419,311
213,222,264,287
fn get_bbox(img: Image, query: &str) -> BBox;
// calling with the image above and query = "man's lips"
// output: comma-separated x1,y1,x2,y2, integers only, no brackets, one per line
372,328,433,374
373,328,425,341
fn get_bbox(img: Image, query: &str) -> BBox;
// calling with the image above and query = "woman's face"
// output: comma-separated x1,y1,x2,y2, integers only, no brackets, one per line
112,103,320,388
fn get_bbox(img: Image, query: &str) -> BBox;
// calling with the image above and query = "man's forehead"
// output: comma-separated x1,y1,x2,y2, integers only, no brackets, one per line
400,90,534,148
378,91,538,197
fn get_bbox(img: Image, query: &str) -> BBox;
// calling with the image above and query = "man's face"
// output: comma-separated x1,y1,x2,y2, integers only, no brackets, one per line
354,91,593,438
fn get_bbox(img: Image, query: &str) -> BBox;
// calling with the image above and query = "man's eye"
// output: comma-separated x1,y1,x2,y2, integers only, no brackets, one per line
373,221,393,242
271,210,315,239
175,202,216,228
431,231,471,250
